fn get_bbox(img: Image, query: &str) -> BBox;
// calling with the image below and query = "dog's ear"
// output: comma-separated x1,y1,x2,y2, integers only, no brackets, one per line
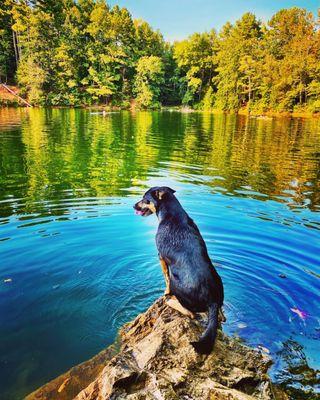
154,187,176,200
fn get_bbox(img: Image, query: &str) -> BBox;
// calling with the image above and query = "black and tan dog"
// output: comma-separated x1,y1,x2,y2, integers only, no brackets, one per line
134,186,224,354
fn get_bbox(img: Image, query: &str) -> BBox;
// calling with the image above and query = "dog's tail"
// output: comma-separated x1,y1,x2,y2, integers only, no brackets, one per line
191,303,219,355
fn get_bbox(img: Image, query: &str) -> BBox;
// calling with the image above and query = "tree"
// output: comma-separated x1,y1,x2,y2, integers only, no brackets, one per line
173,31,217,106
263,8,320,111
0,0,16,82
1,2,319,112
214,13,262,111
133,19,165,59
202,86,215,110
134,56,164,108
11,0,59,104
159,45,182,106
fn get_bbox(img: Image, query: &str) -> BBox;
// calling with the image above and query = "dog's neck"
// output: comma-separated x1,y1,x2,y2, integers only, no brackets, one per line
157,196,187,223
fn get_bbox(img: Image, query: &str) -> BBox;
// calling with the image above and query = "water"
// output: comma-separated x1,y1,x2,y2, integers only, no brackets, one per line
0,108,319,399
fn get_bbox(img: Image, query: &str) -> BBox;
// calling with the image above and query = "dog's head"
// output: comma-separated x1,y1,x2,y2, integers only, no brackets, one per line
133,186,176,217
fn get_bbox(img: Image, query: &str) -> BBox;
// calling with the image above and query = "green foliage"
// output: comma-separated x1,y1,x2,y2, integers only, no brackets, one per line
173,31,217,105
4,0,166,106
1,2,320,112
261,8,320,111
214,8,320,113
214,13,263,111
134,56,164,108
201,86,215,110
159,46,182,106
16,56,46,104
0,1,16,82
133,19,165,58
11,0,60,104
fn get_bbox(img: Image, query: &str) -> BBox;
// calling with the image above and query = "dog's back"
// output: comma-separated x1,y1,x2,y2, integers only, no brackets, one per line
156,211,223,311
156,194,224,353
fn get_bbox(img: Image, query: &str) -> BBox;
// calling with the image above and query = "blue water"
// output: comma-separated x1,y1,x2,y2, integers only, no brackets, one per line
0,109,319,399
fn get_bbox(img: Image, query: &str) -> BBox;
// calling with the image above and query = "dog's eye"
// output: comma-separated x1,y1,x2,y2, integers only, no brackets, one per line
144,200,150,205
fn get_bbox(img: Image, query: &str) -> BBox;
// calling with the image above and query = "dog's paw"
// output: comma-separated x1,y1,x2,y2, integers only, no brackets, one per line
219,308,227,323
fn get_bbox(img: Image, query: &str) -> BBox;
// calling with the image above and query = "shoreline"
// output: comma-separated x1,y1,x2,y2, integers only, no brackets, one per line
1,102,319,120
1,86,319,119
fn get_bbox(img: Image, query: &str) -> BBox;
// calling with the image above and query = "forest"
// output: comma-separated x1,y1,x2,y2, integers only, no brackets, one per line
1,1,320,112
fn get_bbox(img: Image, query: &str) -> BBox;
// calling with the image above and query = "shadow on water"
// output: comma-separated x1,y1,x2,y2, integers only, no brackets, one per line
0,108,319,399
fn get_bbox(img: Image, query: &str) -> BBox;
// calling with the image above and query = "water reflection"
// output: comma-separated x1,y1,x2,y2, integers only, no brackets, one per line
0,109,320,219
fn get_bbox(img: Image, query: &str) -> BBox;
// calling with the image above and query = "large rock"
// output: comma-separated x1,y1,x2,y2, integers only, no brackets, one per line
26,346,118,400
28,296,278,400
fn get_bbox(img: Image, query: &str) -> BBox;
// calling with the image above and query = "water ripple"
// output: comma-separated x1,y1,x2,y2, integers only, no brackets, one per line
0,110,320,399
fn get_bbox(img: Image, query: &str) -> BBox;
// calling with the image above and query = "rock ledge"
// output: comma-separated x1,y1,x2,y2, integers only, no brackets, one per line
27,297,278,400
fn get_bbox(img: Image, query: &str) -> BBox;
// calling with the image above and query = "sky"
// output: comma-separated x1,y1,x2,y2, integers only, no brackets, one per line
108,0,319,42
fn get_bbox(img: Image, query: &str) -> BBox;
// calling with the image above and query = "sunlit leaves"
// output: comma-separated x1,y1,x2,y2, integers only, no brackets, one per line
2,2,320,111
134,56,164,108
173,31,217,105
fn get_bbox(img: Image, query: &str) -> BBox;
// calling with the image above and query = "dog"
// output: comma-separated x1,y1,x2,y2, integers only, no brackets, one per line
134,186,224,354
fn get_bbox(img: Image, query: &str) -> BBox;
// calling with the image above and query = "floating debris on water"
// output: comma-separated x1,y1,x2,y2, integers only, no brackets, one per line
3,278,12,283
290,307,308,320
279,273,287,279
237,322,247,329
52,284,60,290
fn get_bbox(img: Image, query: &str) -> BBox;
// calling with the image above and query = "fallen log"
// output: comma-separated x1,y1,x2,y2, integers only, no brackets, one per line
1,83,32,107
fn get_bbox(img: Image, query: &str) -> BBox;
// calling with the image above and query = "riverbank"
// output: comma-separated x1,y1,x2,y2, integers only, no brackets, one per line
1,99,319,119
166,106,320,119
237,108,320,119
26,297,289,400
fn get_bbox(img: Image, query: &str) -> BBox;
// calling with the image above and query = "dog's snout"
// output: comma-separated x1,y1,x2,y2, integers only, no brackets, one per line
134,200,142,210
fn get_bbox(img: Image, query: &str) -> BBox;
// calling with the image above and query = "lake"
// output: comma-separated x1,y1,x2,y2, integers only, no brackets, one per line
0,108,319,399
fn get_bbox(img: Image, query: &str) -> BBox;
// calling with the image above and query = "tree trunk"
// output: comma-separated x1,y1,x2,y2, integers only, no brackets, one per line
198,70,205,101
12,29,19,67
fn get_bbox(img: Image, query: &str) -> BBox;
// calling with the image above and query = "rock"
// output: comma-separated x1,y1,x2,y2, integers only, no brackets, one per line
77,298,272,400
26,346,118,400
27,297,278,400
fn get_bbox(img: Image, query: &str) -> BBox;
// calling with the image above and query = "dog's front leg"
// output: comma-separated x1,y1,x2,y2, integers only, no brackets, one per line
159,256,171,295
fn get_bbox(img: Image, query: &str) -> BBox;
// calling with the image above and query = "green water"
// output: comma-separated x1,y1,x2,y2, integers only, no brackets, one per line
0,108,319,399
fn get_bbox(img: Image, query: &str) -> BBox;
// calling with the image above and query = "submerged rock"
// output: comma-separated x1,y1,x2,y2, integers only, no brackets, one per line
27,297,278,400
